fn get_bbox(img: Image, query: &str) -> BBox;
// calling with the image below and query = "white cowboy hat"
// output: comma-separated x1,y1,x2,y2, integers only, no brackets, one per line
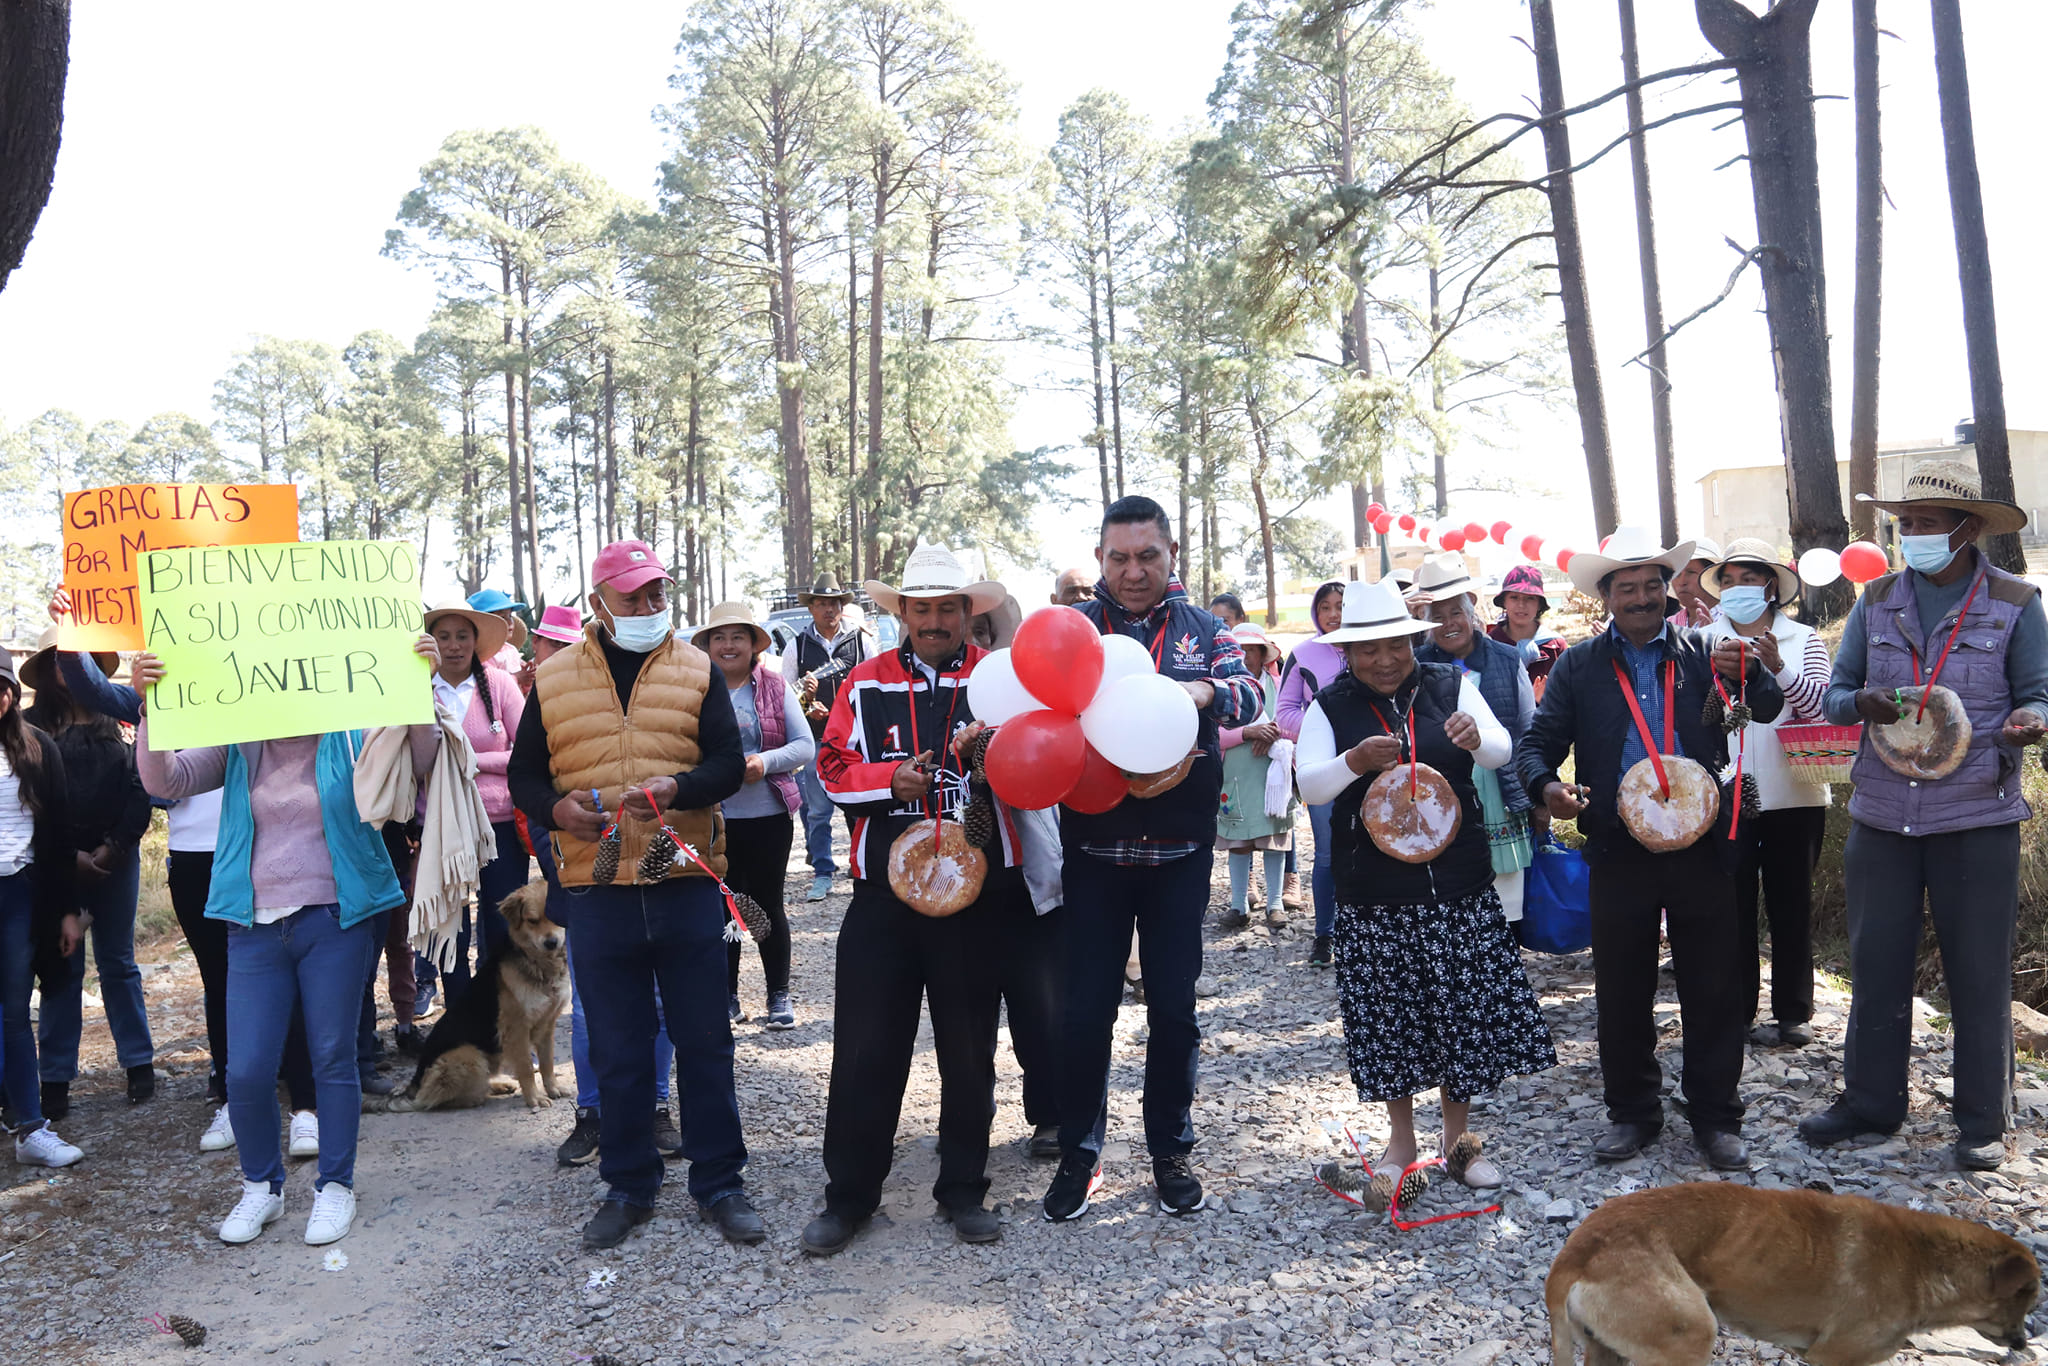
1566,525,1697,598
1409,551,1478,604
1322,579,1434,645
864,544,1007,618
1856,457,2028,537
1684,537,1724,566
422,598,510,662
1701,538,1800,605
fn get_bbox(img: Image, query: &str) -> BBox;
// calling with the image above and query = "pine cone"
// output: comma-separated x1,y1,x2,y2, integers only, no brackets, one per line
732,893,773,944
591,824,621,885
636,830,679,882
965,728,994,786
1740,773,1762,820
1727,701,1753,731
167,1315,207,1347
962,788,998,851
1700,689,1726,729
1391,1164,1430,1209
1444,1132,1485,1186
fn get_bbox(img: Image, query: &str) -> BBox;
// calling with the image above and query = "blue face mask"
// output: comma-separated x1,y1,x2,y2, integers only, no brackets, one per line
1717,584,1771,625
1901,532,1960,576
602,605,672,654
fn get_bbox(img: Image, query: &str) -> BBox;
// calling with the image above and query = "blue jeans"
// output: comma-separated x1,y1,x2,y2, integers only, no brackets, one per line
40,852,153,1081
1308,801,1336,939
1057,850,1211,1160
794,763,836,876
226,906,375,1191
567,940,671,1110
0,871,46,1126
565,880,746,1209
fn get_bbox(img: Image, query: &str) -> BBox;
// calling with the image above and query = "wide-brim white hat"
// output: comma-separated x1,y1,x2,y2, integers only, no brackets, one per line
1409,550,1478,603
1322,579,1434,645
1855,457,2028,536
864,544,1007,618
1566,525,1697,598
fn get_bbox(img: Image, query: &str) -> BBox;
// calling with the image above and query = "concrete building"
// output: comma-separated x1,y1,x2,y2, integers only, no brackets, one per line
1697,426,2048,554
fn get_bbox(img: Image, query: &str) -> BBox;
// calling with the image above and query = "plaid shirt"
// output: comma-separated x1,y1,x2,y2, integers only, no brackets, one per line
1079,576,1263,866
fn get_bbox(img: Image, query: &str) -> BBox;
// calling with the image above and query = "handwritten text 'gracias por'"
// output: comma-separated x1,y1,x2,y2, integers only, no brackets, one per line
141,542,422,708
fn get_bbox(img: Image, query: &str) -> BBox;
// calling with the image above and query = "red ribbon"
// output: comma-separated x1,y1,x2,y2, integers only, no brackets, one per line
1713,642,1748,840
902,664,963,843
622,786,753,937
1317,1126,1501,1230
1911,573,1982,722
1364,698,1419,800
1611,658,1676,800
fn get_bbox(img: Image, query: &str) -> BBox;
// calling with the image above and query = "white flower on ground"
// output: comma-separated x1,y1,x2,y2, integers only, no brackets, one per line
322,1250,348,1272
585,1267,618,1290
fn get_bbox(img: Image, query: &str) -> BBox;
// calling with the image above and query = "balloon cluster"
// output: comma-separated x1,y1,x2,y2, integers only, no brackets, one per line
1364,502,1574,573
969,609,1200,812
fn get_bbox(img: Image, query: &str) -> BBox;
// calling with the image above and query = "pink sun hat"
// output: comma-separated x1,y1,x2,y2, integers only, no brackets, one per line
534,604,583,645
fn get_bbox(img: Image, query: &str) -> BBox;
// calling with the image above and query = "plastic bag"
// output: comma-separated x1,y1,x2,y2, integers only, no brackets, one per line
1517,834,1591,954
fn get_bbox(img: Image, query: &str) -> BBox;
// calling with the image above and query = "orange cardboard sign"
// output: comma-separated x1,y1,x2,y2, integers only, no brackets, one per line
59,483,300,650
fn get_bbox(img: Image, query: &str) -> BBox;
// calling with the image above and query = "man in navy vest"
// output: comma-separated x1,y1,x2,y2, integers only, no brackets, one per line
782,573,872,902
1042,496,1262,1223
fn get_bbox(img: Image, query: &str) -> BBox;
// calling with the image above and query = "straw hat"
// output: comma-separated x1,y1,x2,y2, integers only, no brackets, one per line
1321,580,1434,645
1230,621,1281,672
1409,551,1478,604
422,598,510,662
1856,457,2028,536
1702,538,1800,604
690,601,772,655
1684,537,1724,567
17,625,118,696
1565,525,1697,598
864,545,1006,618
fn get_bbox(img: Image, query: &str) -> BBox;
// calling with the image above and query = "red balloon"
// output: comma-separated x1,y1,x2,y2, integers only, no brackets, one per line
1520,534,1544,561
984,711,1087,810
1555,548,1576,571
1440,530,1466,551
1062,744,1128,815
1397,513,1416,532
1599,534,1614,552
1370,510,1391,533
1491,520,1512,545
1417,523,1434,543
1840,541,1889,584
1463,521,1487,543
1366,501,1386,519
1011,605,1104,713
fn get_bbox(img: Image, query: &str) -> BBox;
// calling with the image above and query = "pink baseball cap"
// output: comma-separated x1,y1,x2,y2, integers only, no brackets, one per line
591,540,670,595
534,604,583,644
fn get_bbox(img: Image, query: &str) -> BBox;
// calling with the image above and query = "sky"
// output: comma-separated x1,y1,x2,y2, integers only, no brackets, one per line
2,0,2043,602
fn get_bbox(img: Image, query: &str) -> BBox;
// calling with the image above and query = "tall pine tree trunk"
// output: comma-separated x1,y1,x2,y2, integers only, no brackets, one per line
1103,202,1126,500
0,0,68,295
1249,397,1279,628
1087,251,1111,510
1532,0,1619,539
847,187,862,584
499,250,525,603
1931,0,2022,571
1847,0,1881,541
775,197,815,587
1619,0,1678,546
1336,31,1378,550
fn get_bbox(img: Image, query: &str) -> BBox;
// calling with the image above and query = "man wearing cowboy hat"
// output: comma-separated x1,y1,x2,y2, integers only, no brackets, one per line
1517,526,1783,1171
1043,496,1263,1224
1800,460,2048,1171
506,540,762,1250
801,545,1031,1255
782,572,873,903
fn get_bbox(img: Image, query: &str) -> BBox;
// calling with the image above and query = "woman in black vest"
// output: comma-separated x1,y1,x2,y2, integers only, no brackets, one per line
1294,580,1554,1191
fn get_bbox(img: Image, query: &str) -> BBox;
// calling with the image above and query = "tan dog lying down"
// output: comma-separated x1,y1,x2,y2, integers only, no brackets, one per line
378,882,572,1113
1546,1182,2039,1366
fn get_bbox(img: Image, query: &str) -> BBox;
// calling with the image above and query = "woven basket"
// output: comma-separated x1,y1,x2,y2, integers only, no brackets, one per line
1778,723,1863,785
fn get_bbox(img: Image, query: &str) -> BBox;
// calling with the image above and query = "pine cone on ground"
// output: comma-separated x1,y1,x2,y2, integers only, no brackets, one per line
167,1315,207,1347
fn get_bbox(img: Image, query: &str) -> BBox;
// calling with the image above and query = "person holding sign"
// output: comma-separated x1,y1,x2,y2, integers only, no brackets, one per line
133,637,442,1248
505,540,759,1252
1516,527,1782,1172
1293,578,1552,1193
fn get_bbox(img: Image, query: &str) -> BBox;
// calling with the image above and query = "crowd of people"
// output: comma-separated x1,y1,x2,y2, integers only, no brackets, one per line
0,460,2033,1259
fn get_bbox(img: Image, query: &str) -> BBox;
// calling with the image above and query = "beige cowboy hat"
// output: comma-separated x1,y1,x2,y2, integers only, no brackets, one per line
1701,538,1800,604
1565,525,1697,598
690,600,773,655
1684,537,1724,567
422,598,510,662
1229,620,1282,672
864,545,1006,618
1856,457,2028,537
976,593,1024,649
17,625,118,696
797,572,855,605
1322,579,1433,645
1409,551,1479,604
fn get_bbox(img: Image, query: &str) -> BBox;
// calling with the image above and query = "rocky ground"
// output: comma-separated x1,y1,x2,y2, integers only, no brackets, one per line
2,841,2044,1366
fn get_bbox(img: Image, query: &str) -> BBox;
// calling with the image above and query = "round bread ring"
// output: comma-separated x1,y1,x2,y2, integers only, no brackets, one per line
1868,684,1972,781
1360,762,1462,865
887,821,987,918
1127,752,1196,800
1616,755,1720,853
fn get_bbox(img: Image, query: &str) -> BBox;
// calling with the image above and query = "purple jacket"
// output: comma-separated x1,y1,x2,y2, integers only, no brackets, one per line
750,661,802,816
1847,565,2035,836
1276,636,1346,741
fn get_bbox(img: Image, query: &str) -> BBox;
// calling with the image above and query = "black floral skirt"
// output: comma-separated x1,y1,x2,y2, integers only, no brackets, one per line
1333,886,1557,1103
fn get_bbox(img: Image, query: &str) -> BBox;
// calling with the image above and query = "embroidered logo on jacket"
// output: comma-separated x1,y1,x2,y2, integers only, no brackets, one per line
1170,632,1204,671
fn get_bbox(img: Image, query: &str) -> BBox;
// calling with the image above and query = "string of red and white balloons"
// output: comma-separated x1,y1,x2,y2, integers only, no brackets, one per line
1364,501,1892,587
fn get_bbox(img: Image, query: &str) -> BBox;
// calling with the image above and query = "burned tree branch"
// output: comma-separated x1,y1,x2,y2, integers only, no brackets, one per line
1623,238,1776,368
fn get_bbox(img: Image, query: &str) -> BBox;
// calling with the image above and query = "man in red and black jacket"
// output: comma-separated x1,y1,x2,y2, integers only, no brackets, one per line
801,547,1028,1257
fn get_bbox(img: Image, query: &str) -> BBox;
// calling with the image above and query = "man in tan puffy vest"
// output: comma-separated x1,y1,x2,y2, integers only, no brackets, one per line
507,540,760,1250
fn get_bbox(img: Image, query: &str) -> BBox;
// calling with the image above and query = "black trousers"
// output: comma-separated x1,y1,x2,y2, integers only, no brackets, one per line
168,851,228,1096
723,813,794,999
1588,843,1746,1134
1736,805,1826,1026
820,870,1019,1219
1843,821,2017,1140
996,900,1063,1130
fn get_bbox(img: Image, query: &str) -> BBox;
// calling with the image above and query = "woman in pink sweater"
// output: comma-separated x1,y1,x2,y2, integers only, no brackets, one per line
423,602,527,1009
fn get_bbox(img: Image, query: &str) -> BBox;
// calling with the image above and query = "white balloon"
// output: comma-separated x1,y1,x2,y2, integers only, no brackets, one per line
1096,632,1157,694
967,648,1045,726
1798,546,1843,587
1081,673,1198,774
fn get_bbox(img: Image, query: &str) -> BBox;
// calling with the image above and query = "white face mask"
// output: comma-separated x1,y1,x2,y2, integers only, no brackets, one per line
602,603,671,653
1717,584,1771,625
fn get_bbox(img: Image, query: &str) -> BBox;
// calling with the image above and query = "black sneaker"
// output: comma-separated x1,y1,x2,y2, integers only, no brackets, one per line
127,1064,157,1103
652,1108,682,1160
701,1190,765,1245
581,1198,654,1250
413,979,439,1019
1042,1152,1103,1222
556,1107,601,1166
1308,935,1333,967
357,1070,396,1097
39,1082,68,1122
1153,1154,1206,1215
728,995,745,1025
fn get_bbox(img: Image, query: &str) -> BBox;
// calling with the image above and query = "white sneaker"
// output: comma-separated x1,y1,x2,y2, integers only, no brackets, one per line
287,1110,319,1159
200,1105,235,1153
14,1122,82,1168
304,1182,355,1245
219,1179,284,1244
